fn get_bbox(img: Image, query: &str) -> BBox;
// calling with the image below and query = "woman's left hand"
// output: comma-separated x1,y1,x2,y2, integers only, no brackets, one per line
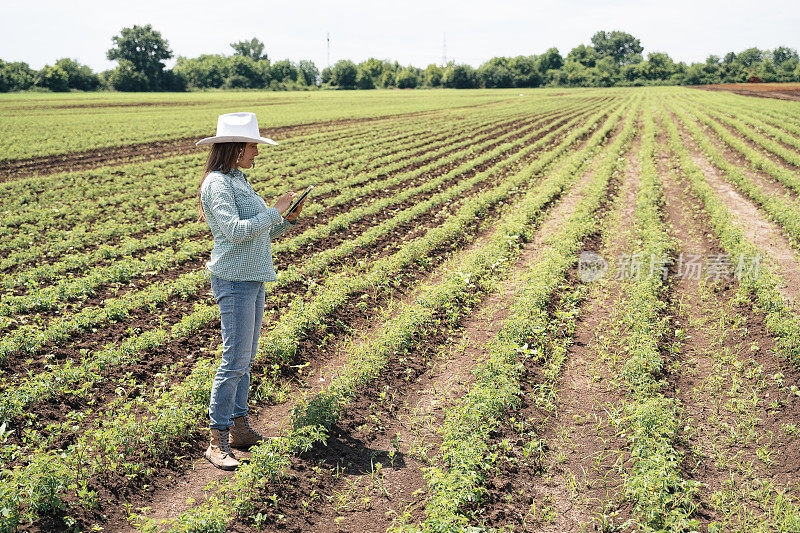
285,196,306,222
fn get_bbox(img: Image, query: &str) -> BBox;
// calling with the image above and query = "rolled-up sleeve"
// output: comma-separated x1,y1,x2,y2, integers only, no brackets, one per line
205,179,284,244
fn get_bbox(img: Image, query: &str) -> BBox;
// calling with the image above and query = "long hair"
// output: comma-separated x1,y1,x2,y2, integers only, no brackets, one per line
197,142,245,222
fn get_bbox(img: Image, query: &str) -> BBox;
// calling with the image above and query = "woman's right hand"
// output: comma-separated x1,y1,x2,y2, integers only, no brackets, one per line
273,191,296,215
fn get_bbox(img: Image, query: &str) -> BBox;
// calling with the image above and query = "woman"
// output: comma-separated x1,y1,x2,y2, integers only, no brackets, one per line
196,112,305,470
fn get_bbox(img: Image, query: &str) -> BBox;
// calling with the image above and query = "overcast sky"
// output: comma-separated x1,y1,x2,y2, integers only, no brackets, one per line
2,0,799,72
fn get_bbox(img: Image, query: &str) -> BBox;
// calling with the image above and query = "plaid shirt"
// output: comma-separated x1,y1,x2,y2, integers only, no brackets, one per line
201,169,294,282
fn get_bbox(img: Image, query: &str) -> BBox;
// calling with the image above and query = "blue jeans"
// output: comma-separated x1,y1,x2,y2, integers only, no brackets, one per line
208,274,265,430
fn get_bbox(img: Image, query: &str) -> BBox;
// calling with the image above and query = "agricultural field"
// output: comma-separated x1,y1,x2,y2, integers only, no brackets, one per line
1,86,800,532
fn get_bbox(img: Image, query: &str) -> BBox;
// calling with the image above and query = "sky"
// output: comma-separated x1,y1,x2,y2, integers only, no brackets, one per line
2,0,799,72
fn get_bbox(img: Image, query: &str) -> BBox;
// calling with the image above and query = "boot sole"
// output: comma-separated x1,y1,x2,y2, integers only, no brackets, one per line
204,453,239,471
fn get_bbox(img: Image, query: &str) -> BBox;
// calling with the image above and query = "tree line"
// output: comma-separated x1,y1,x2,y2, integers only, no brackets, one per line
2,25,799,93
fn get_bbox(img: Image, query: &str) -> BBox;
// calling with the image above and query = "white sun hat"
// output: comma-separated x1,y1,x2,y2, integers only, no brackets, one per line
195,112,278,146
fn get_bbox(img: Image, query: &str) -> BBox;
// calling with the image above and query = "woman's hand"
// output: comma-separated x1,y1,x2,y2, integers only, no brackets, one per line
273,191,296,215
285,196,306,222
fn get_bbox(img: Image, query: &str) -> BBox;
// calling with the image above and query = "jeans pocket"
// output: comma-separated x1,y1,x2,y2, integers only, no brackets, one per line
210,274,232,303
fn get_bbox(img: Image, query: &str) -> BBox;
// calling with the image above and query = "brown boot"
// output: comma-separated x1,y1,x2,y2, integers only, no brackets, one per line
205,428,239,471
230,415,264,449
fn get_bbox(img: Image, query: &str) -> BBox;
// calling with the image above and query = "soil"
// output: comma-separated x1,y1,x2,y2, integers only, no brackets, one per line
1,111,573,381
695,83,800,102
218,100,626,533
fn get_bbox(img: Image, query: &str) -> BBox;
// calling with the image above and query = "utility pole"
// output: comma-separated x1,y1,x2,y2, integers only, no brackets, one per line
326,32,331,68
442,32,446,66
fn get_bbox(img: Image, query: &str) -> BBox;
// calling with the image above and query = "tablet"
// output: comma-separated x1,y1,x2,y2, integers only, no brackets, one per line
285,185,314,216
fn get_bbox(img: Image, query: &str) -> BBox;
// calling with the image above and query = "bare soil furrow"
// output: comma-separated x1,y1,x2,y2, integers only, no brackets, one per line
3,110,564,282
1,115,567,387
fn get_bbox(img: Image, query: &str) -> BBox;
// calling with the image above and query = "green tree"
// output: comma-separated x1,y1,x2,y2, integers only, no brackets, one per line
230,38,269,61
589,57,621,87
396,67,418,88
297,60,319,86
270,60,298,83
591,30,643,66
683,63,706,85
772,46,799,66
643,52,676,81
174,54,228,88
554,61,590,87
0,61,36,92
225,55,265,88
443,64,478,89
720,52,745,82
321,66,332,85
508,56,541,87
106,60,149,91
54,58,100,90
35,65,70,92
566,44,598,68
356,69,375,89
380,69,396,88
107,24,173,90
331,60,358,89
358,58,390,86
424,64,444,87
737,47,765,70
537,47,564,72
620,61,646,84
756,59,778,82
478,57,514,88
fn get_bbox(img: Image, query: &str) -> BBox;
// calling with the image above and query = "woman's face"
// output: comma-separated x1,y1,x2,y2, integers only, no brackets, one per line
238,143,259,169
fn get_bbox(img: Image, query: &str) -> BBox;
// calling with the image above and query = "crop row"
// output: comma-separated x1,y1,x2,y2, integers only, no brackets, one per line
0,107,512,261
420,96,636,531
0,98,625,528
0,109,589,430
0,112,494,277
613,101,699,530
0,90,525,161
0,108,536,278
660,95,800,386
665,99,800,252
0,101,594,363
686,91,800,147
0,100,618,427
0,99,594,276
5,95,558,211
676,95,800,195
1,105,515,226
682,95,800,170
